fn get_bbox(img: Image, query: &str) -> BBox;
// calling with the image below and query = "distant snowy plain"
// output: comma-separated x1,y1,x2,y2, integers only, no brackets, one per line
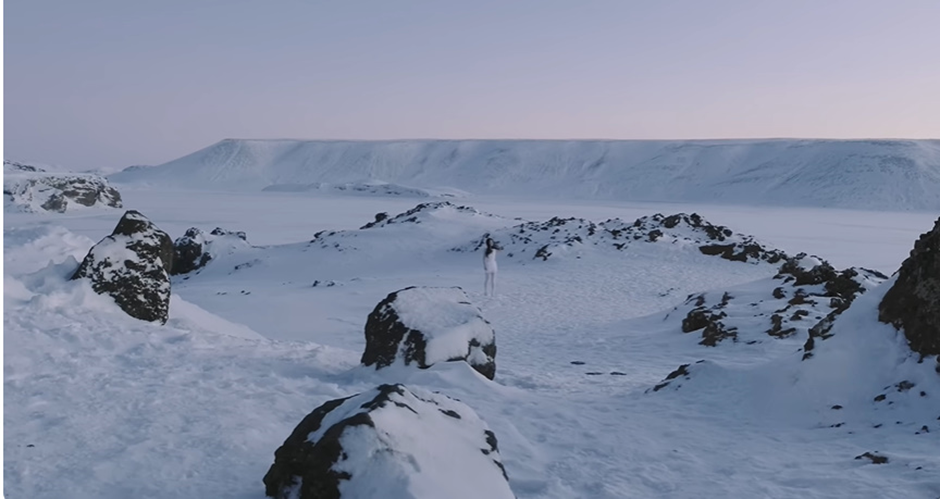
5,156,940,498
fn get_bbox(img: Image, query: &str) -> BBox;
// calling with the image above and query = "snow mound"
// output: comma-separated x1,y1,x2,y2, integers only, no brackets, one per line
664,252,888,347
362,286,497,380
454,212,786,264
5,160,123,213
108,138,940,210
306,202,507,254
263,384,513,499
71,210,175,323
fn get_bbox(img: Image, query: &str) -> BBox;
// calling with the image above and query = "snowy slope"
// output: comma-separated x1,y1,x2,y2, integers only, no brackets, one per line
109,138,940,210
5,191,940,498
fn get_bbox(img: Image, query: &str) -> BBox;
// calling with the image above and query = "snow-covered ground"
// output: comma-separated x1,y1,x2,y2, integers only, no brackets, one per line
4,185,939,498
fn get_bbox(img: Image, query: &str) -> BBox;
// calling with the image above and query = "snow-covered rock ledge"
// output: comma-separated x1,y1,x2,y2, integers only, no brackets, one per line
4,160,123,213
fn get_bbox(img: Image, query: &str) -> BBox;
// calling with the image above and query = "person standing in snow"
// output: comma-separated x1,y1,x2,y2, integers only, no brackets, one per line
483,237,502,296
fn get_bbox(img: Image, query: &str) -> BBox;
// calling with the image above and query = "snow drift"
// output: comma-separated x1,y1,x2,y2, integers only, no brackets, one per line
109,138,940,210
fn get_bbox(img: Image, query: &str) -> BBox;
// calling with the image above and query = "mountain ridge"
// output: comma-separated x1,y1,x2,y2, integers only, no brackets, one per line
109,138,940,210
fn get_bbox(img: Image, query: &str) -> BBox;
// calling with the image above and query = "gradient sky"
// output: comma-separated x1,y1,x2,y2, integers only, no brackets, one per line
5,0,940,169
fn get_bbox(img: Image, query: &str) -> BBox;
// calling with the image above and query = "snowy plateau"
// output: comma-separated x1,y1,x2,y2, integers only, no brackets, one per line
4,139,940,499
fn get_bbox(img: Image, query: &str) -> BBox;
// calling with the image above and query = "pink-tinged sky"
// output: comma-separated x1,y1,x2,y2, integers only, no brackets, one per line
5,0,940,169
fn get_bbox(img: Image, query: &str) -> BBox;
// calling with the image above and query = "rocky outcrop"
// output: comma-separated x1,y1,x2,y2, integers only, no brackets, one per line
668,253,887,348
71,210,174,323
359,201,492,229
361,286,497,379
4,160,122,213
879,218,940,359
171,227,249,275
263,384,513,499
453,212,787,264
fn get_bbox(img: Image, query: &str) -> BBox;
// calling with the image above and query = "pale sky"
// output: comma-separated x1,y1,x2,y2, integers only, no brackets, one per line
5,0,940,169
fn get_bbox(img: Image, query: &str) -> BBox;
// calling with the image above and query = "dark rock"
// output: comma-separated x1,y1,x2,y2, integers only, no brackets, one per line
699,320,737,347
681,308,712,333
359,212,390,229
831,405,843,410
651,363,693,392
71,210,173,323
896,380,916,392
172,228,212,275
361,286,497,379
767,314,797,338
210,227,247,240
263,384,513,499
854,452,888,464
879,218,940,357
171,226,249,275
874,394,887,402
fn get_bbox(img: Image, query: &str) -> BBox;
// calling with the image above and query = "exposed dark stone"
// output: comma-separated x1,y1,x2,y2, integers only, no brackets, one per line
534,245,552,261
855,452,888,464
359,212,390,229
651,363,693,392
879,217,940,357
790,310,810,321
767,314,797,338
71,210,172,323
699,320,737,347
772,287,786,299
172,228,211,275
681,308,712,333
874,394,887,402
896,380,916,392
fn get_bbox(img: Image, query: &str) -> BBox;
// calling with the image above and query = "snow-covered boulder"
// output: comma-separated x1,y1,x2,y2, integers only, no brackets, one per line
4,160,122,213
71,210,174,323
879,217,940,359
171,227,249,275
361,286,497,380
666,253,887,348
263,384,513,499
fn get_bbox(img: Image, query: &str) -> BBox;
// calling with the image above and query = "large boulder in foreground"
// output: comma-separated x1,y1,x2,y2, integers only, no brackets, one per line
361,286,497,379
263,384,513,499
71,210,174,323
879,217,940,358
